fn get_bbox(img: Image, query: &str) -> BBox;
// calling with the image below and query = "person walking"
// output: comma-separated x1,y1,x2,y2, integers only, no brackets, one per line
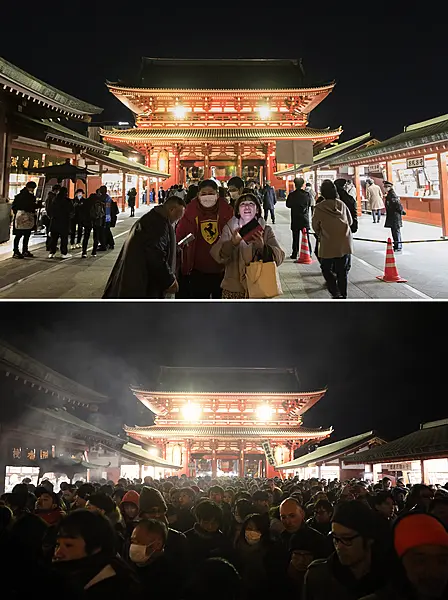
384,181,405,251
262,180,277,224
11,181,37,259
79,192,104,258
286,177,311,260
127,187,137,217
158,187,166,204
97,185,117,251
305,182,316,214
312,180,353,299
103,195,185,298
48,187,73,259
366,179,385,223
335,179,358,233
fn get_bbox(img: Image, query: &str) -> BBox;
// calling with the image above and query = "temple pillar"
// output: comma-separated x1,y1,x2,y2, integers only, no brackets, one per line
236,144,242,177
184,440,192,477
136,176,140,209
437,152,448,238
211,445,217,478
203,144,211,178
266,142,275,184
145,147,152,205
238,441,245,477
386,160,393,184
173,145,181,185
354,166,362,216
289,443,295,462
121,171,126,212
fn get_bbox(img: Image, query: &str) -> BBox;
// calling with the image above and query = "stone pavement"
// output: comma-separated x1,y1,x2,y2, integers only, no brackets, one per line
0,202,446,299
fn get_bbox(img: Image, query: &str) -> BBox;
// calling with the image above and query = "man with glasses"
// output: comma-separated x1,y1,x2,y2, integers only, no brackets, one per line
303,500,389,600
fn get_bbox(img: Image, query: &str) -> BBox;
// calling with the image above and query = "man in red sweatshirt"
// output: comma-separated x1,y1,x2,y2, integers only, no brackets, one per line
176,179,234,298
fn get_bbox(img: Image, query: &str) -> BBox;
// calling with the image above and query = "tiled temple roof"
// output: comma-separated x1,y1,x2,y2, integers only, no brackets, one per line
0,56,102,118
125,425,333,439
277,431,382,469
344,420,448,464
101,127,342,142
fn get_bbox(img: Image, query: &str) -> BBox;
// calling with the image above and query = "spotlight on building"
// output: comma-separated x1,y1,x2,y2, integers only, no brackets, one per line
258,105,271,120
181,402,202,421
256,404,273,421
173,104,188,119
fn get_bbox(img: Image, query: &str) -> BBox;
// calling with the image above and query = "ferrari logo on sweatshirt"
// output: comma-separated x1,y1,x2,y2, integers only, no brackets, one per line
200,220,219,245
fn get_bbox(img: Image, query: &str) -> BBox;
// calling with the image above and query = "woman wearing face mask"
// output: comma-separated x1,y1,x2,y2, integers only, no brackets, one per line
128,519,175,598
176,179,234,299
234,513,273,600
211,193,285,299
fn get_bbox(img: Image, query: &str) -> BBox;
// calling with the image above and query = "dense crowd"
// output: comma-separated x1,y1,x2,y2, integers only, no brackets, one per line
1,474,448,600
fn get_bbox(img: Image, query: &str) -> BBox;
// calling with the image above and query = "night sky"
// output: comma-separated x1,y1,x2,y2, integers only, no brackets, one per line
0,302,445,443
1,9,447,140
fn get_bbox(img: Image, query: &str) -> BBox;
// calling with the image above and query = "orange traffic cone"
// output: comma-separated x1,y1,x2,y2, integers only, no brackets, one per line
376,238,407,283
296,228,314,264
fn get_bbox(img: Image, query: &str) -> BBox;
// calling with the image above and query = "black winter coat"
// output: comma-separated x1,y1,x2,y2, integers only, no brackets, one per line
12,188,36,234
286,188,311,230
384,190,404,229
336,187,358,233
48,195,74,234
185,524,233,564
262,185,277,209
103,206,176,298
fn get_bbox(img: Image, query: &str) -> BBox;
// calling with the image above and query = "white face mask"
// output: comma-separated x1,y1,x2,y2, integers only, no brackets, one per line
199,194,218,208
230,191,240,200
77,193,83,199
245,530,262,545
129,543,148,564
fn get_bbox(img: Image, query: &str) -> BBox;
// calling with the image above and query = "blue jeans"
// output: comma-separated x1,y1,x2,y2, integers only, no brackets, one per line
372,209,382,222
391,226,402,251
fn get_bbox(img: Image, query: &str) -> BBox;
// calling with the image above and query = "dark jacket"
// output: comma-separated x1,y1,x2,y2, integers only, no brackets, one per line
127,190,136,208
175,506,196,533
133,554,177,598
384,190,404,229
303,552,389,600
103,206,176,299
78,196,103,228
335,180,358,233
262,185,277,209
286,188,311,230
49,194,74,234
185,524,232,564
12,187,36,233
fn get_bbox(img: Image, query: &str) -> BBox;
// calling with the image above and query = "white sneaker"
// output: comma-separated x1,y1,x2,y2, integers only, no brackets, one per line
48,253,55,259
76,243,81,248
61,253,72,259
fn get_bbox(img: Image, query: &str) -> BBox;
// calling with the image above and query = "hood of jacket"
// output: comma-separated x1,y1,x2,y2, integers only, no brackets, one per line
121,490,140,508
316,198,346,217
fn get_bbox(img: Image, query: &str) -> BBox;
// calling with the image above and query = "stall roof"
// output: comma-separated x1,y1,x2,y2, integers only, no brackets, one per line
0,56,102,119
0,340,108,405
331,114,448,165
277,430,379,469
84,150,169,178
120,442,182,469
274,132,373,176
344,419,448,464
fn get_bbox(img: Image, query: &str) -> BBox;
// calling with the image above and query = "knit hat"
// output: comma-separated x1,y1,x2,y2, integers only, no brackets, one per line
120,490,140,508
394,513,448,558
88,493,115,514
332,500,376,538
139,486,167,514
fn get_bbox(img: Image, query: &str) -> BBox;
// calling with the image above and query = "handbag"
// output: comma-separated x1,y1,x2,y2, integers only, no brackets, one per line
245,246,283,299
15,210,35,230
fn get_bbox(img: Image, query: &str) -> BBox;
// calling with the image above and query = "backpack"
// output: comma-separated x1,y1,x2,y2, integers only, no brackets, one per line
90,199,105,223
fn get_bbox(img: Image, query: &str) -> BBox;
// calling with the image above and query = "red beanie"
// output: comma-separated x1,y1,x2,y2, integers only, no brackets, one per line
394,513,448,558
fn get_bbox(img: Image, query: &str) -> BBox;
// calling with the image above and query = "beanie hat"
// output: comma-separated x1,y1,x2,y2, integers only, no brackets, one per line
394,513,448,558
120,490,140,508
139,486,167,514
88,493,115,514
332,500,376,538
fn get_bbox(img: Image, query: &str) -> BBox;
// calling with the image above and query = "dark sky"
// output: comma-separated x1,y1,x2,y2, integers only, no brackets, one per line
0,302,445,443
1,8,447,140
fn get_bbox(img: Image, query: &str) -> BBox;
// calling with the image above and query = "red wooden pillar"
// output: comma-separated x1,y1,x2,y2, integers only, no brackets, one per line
145,147,152,204
437,151,448,237
239,442,245,476
354,166,362,216
121,171,126,212
236,143,242,177
135,176,140,209
266,142,275,183
386,160,393,184
211,448,217,478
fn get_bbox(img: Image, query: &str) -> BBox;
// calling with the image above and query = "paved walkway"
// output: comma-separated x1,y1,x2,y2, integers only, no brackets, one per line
0,203,446,299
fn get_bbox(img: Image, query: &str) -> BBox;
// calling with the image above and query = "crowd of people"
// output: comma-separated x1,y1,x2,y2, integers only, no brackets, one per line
1,474,447,599
11,175,405,300
11,184,120,260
